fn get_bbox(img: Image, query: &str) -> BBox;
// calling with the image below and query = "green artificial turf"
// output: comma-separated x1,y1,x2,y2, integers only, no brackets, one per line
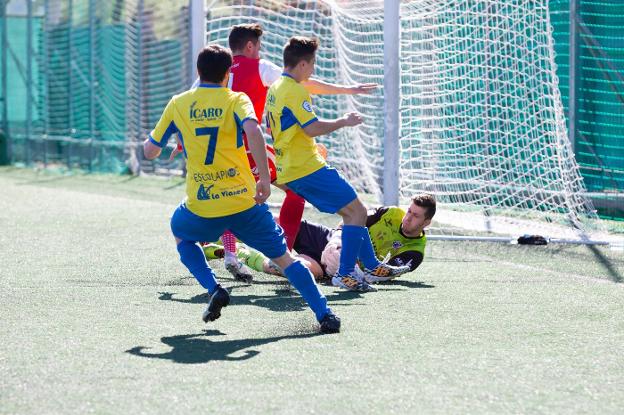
1,167,623,414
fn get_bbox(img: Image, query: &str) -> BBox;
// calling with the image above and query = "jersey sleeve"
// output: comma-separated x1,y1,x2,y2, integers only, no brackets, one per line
233,93,258,126
149,98,178,148
287,87,318,128
389,251,423,272
191,77,200,88
366,206,391,228
259,59,282,87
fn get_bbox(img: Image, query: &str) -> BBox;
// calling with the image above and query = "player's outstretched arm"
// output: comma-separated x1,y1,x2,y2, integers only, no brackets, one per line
303,112,362,137
302,79,378,95
244,119,271,204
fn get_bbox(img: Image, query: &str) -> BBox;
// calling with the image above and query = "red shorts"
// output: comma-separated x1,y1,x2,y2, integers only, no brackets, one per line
248,144,277,183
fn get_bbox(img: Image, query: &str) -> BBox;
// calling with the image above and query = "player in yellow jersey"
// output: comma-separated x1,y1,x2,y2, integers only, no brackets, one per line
178,23,377,285
265,37,411,292
143,45,339,333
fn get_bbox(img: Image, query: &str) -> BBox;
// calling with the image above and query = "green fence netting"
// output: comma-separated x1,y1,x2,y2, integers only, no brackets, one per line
550,0,624,219
1,0,190,173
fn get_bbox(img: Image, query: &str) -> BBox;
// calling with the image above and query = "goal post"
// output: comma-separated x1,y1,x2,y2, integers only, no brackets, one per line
189,0,205,85
383,0,400,207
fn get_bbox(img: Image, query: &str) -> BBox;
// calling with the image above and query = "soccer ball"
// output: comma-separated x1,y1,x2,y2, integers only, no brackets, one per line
320,240,365,279
320,240,341,276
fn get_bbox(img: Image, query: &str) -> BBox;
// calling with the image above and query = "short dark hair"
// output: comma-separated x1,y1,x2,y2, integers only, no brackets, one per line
283,36,318,68
412,194,436,219
197,44,232,83
228,23,263,52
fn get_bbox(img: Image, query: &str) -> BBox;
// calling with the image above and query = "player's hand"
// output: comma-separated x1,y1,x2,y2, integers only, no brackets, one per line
348,83,378,94
168,143,183,161
254,179,271,205
342,112,363,127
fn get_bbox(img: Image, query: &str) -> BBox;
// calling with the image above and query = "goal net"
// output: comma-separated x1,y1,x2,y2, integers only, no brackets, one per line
6,0,605,241
204,0,604,241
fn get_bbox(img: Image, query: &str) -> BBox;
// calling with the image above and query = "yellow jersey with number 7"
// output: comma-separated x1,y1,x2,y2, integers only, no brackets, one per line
149,84,258,218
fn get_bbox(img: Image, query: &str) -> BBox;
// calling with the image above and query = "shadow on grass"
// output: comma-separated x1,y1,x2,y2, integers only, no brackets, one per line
531,244,622,283
158,287,366,313
126,329,320,363
377,280,435,289
164,180,185,190
117,175,139,183
586,245,623,283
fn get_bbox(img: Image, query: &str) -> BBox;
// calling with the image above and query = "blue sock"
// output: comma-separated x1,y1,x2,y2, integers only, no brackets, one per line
338,225,364,276
357,227,382,270
177,241,218,294
283,260,330,322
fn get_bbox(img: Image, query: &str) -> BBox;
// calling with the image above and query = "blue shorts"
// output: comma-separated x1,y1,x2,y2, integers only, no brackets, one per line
286,166,357,214
170,203,287,259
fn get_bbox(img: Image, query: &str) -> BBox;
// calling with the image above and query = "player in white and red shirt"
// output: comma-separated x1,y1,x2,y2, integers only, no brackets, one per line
177,23,377,282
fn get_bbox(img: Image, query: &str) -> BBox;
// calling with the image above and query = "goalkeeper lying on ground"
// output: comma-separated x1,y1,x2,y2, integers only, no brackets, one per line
204,194,436,283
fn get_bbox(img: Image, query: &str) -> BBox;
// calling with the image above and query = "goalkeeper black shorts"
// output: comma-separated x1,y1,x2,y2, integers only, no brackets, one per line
293,220,333,266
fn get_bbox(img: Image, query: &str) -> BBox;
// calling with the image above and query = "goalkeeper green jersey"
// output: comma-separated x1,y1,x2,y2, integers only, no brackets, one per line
366,206,426,270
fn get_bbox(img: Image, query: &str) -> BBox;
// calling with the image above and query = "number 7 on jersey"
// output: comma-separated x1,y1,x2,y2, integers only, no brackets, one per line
196,127,219,165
